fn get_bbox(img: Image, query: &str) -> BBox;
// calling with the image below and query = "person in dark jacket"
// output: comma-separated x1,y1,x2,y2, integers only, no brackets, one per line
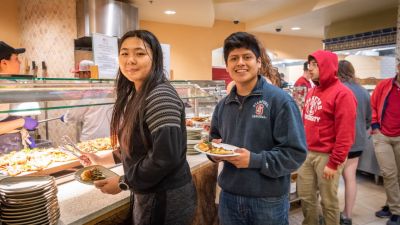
209,31,307,225
371,63,400,225
297,50,357,225
80,30,196,225
337,60,371,225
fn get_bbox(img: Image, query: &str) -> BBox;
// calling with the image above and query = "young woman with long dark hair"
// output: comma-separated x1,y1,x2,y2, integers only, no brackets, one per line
337,60,371,225
80,30,196,225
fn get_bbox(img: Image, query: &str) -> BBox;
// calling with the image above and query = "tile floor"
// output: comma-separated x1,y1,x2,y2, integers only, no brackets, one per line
289,172,388,225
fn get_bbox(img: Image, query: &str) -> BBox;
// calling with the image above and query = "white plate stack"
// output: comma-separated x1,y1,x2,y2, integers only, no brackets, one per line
0,176,60,225
187,127,203,155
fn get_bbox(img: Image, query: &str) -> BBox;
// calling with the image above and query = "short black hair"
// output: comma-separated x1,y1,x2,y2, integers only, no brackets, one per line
303,61,308,71
308,55,316,63
223,32,261,63
0,53,11,61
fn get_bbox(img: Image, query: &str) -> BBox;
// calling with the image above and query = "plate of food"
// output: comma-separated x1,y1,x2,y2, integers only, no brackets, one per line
75,165,118,185
194,141,240,157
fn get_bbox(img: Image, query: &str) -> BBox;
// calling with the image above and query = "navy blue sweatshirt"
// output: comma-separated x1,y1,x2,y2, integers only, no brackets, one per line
210,76,307,197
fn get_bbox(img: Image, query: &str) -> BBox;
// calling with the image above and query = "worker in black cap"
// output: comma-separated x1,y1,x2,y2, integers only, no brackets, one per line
0,41,26,74
0,41,38,153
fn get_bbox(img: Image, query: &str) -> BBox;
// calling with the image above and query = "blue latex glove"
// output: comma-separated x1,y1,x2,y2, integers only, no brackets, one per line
60,115,65,122
28,136,37,148
23,117,38,130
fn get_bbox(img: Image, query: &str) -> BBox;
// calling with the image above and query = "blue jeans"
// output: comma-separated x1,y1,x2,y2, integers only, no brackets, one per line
219,190,289,225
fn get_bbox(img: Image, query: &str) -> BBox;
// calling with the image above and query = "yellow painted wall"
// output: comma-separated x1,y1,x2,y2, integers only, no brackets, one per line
0,0,21,47
325,8,397,38
1,7,322,80
256,33,322,60
141,20,322,80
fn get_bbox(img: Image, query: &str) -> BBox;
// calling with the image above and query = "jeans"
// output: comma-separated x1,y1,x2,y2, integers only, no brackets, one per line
218,190,289,225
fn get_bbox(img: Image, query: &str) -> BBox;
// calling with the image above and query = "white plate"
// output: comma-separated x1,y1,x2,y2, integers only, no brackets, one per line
0,176,54,193
194,143,240,157
187,140,201,145
1,197,58,212
1,189,57,205
75,165,118,185
0,184,56,199
186,127,203,132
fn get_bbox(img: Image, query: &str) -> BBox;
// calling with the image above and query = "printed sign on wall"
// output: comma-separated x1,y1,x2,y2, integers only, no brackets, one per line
92,33,119,79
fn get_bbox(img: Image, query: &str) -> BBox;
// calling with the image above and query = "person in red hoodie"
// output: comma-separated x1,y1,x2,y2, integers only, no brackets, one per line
297,50,357,225
294,61,314,89
371,63,400,225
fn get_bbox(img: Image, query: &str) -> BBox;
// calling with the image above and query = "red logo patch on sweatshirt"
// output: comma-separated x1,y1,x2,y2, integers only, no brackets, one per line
304,96,322,122
255,104,264,115
252,100,268,119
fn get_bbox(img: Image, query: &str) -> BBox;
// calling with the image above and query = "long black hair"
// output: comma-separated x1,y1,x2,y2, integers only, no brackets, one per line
111,30,167,155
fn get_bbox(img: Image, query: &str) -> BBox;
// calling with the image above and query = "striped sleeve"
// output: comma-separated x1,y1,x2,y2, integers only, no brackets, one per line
145,83,183,134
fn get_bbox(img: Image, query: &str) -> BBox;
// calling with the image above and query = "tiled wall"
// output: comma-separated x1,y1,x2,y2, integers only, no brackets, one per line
18,0,79,145
19,0,76,78
324,28,396,52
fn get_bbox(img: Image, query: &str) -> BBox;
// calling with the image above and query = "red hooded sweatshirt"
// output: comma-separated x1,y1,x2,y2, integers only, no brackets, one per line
303,50,357,170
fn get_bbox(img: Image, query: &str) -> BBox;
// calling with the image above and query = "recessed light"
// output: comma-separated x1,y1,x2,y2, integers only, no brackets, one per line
291,27,301,31
164,10,176,15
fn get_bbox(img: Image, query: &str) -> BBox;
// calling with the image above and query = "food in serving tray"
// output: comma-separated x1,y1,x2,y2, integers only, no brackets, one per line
191,117,209,122
80,167,106,181
77,137,112,153
197,141,235,155
0,147,78,176
0,138,112,176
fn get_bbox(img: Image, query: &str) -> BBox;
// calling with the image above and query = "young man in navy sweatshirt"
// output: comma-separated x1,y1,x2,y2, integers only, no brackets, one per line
208,32,307,225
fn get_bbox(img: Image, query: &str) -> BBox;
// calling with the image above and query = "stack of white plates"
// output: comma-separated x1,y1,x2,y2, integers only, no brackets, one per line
187,140,201,155
0,176,60,225
187,127,203,155
187,127,203,140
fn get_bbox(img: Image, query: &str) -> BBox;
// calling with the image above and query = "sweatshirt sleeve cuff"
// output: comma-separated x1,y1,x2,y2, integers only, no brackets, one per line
326,161,339,170
206,155,217,163
249,152,263,169
112,149,122,164
371,123,380,130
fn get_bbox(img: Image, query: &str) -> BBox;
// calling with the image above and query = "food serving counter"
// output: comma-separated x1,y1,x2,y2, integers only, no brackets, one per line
0,77,223,225
56,154,217,225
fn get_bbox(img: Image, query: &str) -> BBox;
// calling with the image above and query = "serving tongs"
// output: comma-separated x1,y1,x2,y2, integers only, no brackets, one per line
61,135,85,156
59,145,81,158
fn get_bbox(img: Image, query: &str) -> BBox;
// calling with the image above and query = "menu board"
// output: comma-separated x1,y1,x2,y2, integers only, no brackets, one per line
92,33,119,79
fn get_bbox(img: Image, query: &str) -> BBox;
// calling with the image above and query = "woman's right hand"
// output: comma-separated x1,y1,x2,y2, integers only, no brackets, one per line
79,152,100,167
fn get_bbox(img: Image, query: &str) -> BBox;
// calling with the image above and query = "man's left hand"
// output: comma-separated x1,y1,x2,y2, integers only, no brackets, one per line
218,148,250,168
323,166,337,180
93,176,122,195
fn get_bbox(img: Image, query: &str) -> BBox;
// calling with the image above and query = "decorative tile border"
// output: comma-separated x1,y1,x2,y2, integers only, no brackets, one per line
323,27,396,51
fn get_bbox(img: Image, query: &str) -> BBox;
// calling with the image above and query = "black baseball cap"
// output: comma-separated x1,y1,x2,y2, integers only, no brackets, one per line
0,41,26,60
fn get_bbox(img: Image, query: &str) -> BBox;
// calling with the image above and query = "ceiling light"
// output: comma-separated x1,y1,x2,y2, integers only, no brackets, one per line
164,10,176,15
291,27,301,31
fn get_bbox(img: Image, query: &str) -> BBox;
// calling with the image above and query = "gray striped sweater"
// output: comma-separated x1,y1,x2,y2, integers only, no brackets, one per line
120,82,192,193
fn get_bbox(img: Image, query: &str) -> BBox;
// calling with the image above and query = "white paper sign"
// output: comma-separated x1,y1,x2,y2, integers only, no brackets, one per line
92,33,119,79
161,44,170,79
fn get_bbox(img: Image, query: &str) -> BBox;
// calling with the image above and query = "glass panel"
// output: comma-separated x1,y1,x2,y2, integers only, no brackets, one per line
0,76,114,82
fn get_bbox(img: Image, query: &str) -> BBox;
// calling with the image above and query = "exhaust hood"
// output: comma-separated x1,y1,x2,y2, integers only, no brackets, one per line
75,0,138,50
